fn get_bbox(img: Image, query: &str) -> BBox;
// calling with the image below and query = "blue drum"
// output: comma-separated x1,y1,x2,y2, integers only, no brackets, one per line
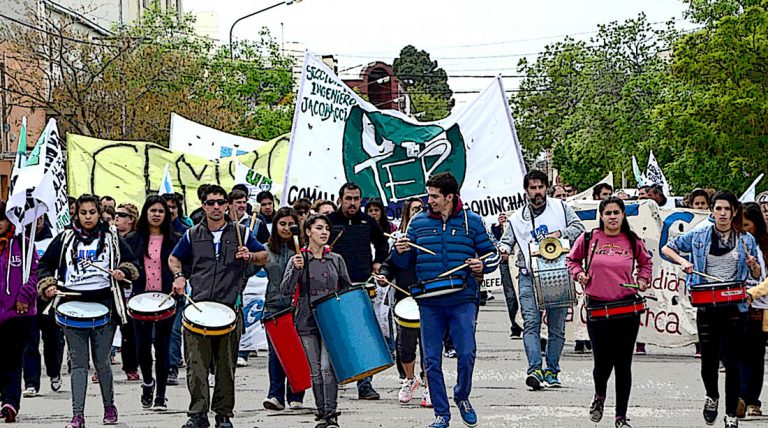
411,275,466,300
55,301,111,329
311,286,393,384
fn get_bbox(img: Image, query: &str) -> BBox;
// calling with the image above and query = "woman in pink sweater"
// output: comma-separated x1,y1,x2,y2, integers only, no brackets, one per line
566,197,653,428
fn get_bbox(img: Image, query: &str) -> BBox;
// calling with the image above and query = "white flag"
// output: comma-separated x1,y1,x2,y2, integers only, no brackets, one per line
740,173,764,203
567,172,614,201
645,150,671,196
159,164,175,195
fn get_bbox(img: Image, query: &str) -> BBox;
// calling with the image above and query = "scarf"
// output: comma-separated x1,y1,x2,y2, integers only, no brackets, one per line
710,226,736,257
0,225,15,255
71,220,104,245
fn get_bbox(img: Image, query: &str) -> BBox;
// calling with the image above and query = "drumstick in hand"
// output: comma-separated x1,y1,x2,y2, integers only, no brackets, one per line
437,253,494,278
383,233,436,255
80,260,132,285
693,271,725,282
249,203,262,231
289,225,302,254
329,229,345,249
159,291,175,307
374,275,412,297
184,294,202,312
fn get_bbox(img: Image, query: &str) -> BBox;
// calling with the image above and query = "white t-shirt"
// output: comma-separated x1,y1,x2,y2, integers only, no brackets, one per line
64,239,112,291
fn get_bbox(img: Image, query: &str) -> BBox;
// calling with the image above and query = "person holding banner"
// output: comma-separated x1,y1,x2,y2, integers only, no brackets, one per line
392,172,500,428
566,197,653,428
499,170,585,390
37,194,140,428
0,202,39,423
662,191,761,428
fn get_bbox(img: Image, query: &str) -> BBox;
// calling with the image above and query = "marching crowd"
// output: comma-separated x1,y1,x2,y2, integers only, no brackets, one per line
0,171,767,428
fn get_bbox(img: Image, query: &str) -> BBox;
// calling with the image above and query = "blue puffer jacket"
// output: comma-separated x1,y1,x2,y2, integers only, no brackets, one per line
391,198,500,307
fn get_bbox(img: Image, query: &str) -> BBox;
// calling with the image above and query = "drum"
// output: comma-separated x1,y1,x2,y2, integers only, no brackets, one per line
357,282,377,300
311,286,393,384
55,301,110,329
690,281,747,307
261,307,311,392
587,295,647,321
182,301,237,336
411,276,466,300
393,297,420,329
127,292,176,322
530,238,575,310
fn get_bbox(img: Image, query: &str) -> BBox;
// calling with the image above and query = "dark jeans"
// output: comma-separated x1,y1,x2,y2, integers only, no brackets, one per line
587,310,640,418
500,264,522,333
23,308,65,390
169,301,184,369
134,316,173,399
697,306,746,416
266,337,305,404
0,317,33,411
740,307,767,407
120,317,139,373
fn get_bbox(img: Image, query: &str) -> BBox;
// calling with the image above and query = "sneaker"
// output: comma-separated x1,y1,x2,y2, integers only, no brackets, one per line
747,405,762,416
444,349,457,358
615,417,632,427
574,341,586,354
65,415,85,428
236,357,248,367
178,359,186,368
695,350,702,358
152,397,167,412
1,404,17,423
126,371,140,381
428,415,449,428
526,369,545,391
509,331,522,340
358,386,380,400
635,343,646,355
736,398,746,418
325,412,340,428
585,341,592,351
544,370,562,388
288,401,303,410
263,396,285,411
103,404,118,425
590,395,605,423
421,387,433,408
110,356,118,365
314,421,328,428
214,414,233,428
167,368,179,386
22,386,38,397
724,415,738,428
51,376,62,392
456,400,478,427
182,414,211,428
704,396,719,425
141,381,155,408
91,373,99,383
398,377,420,403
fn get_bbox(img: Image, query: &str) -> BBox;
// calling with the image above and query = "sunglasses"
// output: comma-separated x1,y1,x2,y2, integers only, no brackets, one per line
204,199,227,207
603,210,622,216
115,212,133,218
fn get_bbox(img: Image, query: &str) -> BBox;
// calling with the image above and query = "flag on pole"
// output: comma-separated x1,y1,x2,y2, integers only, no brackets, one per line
631,155,645,187
8,117,28,199
645,150,671,196
740,173,764,203
159,163,175,195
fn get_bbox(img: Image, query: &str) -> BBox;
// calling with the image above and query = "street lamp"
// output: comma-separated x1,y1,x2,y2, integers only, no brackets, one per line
229,0,302,60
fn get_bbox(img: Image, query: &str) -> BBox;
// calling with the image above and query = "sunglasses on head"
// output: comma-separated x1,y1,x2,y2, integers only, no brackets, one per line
115,212,132,218
204,199,227,207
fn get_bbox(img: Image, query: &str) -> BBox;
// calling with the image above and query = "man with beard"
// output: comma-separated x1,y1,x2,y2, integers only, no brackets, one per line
499,170,585,390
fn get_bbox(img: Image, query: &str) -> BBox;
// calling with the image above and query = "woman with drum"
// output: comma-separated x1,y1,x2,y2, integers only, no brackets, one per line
0,202,39,423
281,214,353,428
662,191,761,428
566,197,653,428
125,196,179,412
37,194,139,428
261,207,306,412
114,203,140,382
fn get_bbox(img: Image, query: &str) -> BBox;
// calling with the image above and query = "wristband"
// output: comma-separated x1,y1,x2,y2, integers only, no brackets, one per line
173,272,185,280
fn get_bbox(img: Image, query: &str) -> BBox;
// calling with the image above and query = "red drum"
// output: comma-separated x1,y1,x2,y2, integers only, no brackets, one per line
261,307,311,392
127,292,176,322
690,281,747,307
587,295,647,321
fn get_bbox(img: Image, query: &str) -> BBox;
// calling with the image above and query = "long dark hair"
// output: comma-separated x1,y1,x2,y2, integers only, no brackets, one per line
399,197,423,233
365,198,391,232
598,197,639,250
136,195,173,256
267,207,301,254
743,202,768,265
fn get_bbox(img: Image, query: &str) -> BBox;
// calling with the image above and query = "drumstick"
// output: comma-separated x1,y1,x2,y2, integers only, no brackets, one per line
289,225,302,254
437,253,494,278
80,260,132,285
329,228,345,248
55,291,82,296
374,275,412,297
184,294,202,312
383,233,436,255
693,271,725,282
248,211,258,232
42,294,59,316
236,223,244,248
159,291,175,307
585,239,599,274
621,283,640,289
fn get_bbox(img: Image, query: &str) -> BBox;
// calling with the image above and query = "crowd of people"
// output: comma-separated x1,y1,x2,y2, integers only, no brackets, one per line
0,172,767,428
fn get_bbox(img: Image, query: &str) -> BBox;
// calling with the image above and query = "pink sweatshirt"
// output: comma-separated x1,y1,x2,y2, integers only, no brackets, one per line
566,229,653,302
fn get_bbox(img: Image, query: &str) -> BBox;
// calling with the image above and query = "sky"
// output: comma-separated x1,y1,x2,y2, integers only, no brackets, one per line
184,0,696,106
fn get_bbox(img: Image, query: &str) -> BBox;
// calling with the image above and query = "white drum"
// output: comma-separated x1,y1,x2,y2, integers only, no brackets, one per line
393,297,420,329
182,301,237,336
127,292,176,322
55,301,110,329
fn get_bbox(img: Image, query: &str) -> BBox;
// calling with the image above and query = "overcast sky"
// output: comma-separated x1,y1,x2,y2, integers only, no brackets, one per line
185,0,695,105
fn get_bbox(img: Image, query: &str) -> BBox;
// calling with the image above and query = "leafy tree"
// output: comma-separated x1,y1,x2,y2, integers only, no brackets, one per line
407,83,451,121
393,45,454,120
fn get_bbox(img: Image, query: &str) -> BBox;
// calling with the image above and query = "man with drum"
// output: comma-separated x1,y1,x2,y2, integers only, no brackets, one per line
499,170,585,390
168,185,268,428
392,172,500,428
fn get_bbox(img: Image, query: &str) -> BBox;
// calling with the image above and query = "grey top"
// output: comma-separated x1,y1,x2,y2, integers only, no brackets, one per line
705,250,739,282
263,243,295,316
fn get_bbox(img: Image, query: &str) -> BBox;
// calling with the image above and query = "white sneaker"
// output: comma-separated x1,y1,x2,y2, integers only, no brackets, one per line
22,387,37,398
236,357,248,367
288,401,303,410
398,377,420,403
263,396,285,411
420,387,433,408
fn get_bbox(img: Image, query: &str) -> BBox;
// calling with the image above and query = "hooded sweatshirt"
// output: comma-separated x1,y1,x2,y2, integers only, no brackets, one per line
0,236,39,325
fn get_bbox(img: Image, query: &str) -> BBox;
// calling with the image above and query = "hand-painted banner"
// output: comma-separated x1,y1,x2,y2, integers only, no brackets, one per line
66,133,289,213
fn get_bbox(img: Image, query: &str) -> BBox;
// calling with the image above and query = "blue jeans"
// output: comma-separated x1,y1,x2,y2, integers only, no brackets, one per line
518,273,567,374
420,302,478,422
267,338,305,404
500,264,521,333
169,301,184,368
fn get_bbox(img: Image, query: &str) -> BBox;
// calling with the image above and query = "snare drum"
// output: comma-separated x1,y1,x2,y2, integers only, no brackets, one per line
393,297,420,329
127,292,176,322
55,301,111,329
531,240,576,310
587,296,647,321
411,276,466,300
182,301,237,336
690,282,747,307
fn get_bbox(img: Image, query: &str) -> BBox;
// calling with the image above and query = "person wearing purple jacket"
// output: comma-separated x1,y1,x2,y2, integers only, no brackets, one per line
0,201,39,423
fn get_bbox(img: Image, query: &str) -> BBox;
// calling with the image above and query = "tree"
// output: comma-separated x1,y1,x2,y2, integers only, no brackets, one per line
393,45,454,120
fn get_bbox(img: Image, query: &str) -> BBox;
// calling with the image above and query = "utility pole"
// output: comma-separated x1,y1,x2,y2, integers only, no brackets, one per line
119,0,126,138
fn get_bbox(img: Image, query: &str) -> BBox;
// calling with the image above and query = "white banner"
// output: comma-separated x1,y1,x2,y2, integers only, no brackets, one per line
282,53,527,223
646,149,671,196
234,161,279,206
567,172,613,202
239,272,268,352
169,113,267,160
740,173,764,203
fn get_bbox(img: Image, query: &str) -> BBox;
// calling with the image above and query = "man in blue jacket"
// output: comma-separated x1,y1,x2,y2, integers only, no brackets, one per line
392,172,499,428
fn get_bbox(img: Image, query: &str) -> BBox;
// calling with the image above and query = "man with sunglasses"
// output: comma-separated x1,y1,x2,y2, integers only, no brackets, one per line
169,185,269,428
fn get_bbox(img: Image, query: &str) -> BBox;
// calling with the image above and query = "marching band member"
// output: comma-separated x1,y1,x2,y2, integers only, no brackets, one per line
38,194,139,428
281,214,354,428
392,172,499,428
498,170,585,390
566,197,653,428
169,185,268,428
662,191,761,428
